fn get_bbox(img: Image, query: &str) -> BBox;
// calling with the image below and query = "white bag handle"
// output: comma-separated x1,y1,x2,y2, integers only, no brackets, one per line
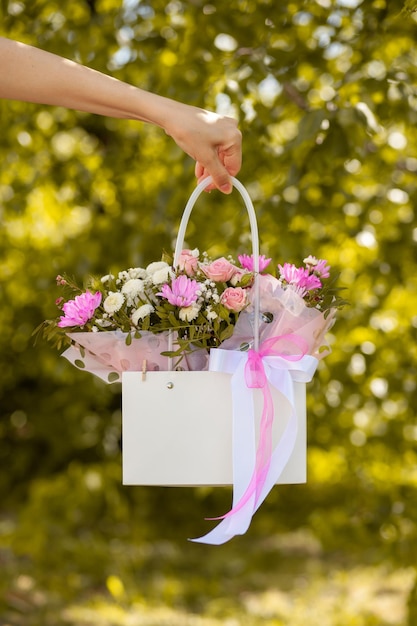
173,176,260,350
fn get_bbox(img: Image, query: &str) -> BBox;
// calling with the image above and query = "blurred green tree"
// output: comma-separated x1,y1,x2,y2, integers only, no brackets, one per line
1,0,417,622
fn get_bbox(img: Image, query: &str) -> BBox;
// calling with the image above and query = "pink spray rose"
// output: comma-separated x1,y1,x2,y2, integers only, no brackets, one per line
178,249,199,276
58,291,102,327
201,257,238,282
220,287,248,312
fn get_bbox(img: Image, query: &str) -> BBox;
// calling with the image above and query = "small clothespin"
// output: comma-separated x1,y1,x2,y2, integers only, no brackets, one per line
142,359,147,381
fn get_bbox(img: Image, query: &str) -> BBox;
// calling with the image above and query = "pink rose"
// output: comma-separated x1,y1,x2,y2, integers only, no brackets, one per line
201,257,238,282
220,287,247,312
178,249,199,276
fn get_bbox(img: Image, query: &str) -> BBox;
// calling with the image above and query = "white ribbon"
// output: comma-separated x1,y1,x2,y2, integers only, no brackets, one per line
191,347,318,545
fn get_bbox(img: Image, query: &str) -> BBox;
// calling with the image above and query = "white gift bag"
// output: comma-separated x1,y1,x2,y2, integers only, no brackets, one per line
121,177,316,493
121,177,320,543
122,370,306,486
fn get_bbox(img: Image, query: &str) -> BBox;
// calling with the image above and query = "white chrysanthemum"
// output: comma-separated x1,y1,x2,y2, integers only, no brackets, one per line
128,267,147,280
131,304,155,325
152,266,172,285
179,304,200,322
103,291,125,314
118,270,129,282
146,261,170,275
101,274,115,283
121,278,145,305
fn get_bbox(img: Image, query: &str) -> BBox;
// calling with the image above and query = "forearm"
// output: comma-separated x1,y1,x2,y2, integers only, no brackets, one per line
0,37,185,128
0,37,242,192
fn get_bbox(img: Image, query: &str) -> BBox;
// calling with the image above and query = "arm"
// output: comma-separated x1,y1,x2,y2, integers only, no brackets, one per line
0,37,241,193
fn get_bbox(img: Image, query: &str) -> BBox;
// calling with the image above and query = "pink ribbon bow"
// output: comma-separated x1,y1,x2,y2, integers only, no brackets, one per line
208,333,308,522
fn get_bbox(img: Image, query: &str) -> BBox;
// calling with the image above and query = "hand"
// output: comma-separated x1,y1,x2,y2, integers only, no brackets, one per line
165,108,242,194
0,38,242,192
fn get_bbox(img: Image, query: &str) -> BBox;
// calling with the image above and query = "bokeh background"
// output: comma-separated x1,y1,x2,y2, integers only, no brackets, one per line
1,0,417,624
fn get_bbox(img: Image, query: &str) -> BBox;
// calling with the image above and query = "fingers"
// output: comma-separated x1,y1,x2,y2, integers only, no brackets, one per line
195,162,215,192
194,127,242,194
195,161,232,193
220,128,242,177
167,106,242,193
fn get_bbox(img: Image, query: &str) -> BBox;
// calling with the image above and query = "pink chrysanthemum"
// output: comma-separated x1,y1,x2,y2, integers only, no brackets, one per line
278,263,322,292
238,254,272,273
278,263,306,285
58,291,102,327
300,273,322,291
158,275,200,307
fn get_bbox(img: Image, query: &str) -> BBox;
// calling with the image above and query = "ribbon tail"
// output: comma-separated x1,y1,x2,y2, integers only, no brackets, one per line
190,361,257,544
191,348,316,545
191,374,277,545
207,381,274,520
189,498,256,545
254,382,274,504
254,371,298,512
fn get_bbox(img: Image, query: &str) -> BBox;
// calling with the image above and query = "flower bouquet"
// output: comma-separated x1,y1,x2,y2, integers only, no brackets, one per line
39,250,255,382
38,177,346,544
38,249,344,366
39,251,343,382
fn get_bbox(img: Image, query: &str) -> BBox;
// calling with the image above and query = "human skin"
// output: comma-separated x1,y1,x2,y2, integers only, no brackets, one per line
0,37,242,193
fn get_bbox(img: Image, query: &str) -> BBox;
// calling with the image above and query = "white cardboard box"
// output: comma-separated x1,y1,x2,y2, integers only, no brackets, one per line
122,370,306,487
